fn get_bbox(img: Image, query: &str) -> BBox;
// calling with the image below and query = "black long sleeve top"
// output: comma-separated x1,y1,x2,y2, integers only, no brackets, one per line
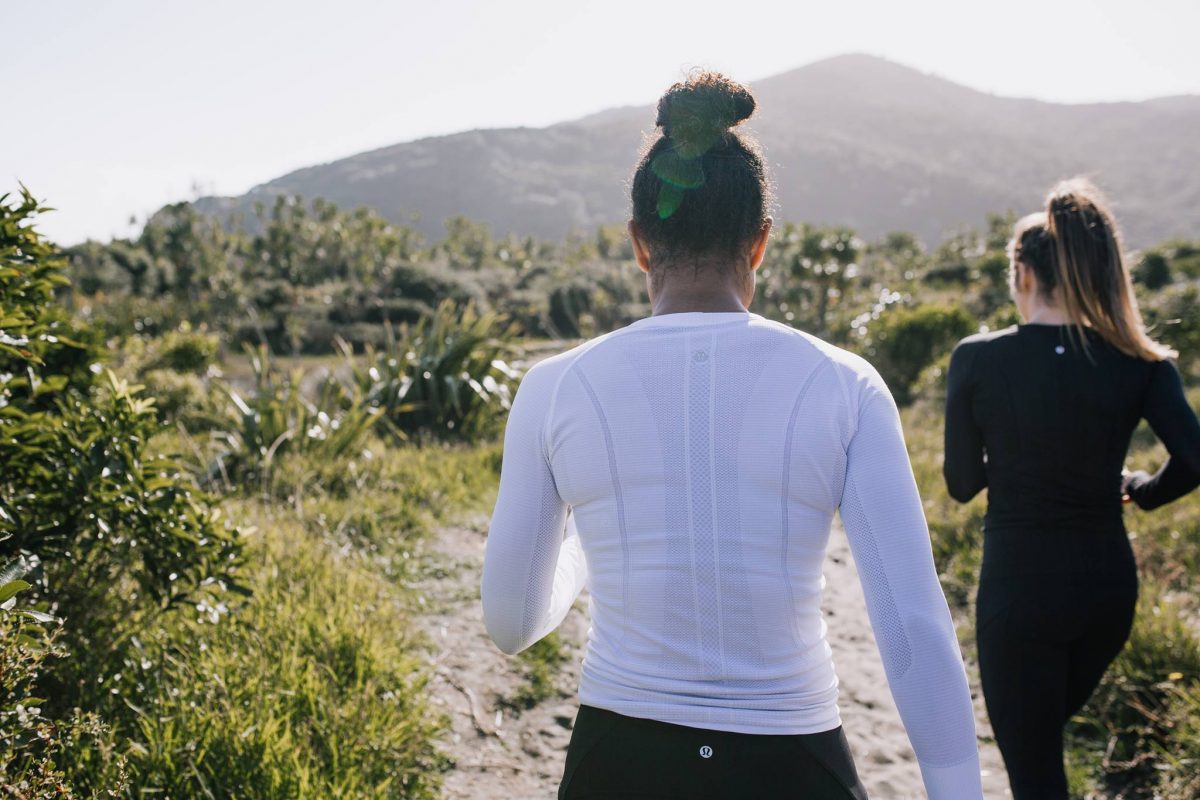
944,324,1200,539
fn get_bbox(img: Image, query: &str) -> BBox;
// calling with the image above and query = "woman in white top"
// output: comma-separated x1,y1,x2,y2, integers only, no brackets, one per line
482,71,982,799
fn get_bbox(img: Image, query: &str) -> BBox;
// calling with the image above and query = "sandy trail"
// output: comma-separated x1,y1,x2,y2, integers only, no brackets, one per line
417,514,1010,799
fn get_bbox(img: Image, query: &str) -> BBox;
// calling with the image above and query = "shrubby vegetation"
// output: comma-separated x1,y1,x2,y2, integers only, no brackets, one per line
6,184,1200,797
2,190,508,797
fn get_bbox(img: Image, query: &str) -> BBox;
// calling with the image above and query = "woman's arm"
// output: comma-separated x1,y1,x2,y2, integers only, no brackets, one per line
943,341,987,503
1125,358,1200,510
841,367,983,800
481,362,588,655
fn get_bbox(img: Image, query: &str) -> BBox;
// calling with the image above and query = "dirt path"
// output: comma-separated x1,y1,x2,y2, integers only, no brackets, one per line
417,514,1010,799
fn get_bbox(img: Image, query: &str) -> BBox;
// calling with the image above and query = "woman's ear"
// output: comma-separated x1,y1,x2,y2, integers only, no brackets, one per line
749,218,772,271
628,220,652,275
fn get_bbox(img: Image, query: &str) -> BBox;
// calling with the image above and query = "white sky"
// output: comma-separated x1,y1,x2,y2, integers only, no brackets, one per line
3,0,1199,245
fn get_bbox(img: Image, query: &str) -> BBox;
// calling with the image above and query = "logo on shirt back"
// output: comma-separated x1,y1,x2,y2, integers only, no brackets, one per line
699,745,713,759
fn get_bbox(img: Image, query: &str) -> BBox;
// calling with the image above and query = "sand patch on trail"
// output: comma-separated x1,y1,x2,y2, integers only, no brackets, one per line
417,514,1009,798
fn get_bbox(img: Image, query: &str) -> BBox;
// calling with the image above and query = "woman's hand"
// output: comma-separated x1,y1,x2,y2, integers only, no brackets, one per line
1121,468,1151,504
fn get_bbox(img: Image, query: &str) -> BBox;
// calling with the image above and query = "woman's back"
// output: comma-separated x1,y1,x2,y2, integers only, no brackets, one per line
484,309,983,789
528,311,853,729
946,323,1200,558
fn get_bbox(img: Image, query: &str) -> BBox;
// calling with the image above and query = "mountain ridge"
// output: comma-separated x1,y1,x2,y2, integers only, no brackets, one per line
196,54,1200,247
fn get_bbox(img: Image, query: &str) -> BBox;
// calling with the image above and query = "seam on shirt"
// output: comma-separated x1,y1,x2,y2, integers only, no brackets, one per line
541,323,655,463
757,318,860,445
573,366,631,656
780,359,834,649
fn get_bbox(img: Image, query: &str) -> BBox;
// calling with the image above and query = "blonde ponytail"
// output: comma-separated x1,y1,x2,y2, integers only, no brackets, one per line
1043,178,1175,361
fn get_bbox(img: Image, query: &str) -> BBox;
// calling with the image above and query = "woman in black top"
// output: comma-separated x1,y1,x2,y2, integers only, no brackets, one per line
944,178,1200,799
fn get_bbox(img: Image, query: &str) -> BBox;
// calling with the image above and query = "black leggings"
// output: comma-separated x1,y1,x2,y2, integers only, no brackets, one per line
558,705,867,799
976,566,1138,799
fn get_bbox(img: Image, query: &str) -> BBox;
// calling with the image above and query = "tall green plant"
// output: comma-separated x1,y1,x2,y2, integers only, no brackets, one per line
342,300,521,441
206,344,382,492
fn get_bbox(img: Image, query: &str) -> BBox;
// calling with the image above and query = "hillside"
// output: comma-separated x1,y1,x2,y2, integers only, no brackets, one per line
197,54,1200,247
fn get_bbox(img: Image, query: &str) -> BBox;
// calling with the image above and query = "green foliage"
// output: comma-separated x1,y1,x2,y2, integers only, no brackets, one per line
0,571,129,798
1142,282,1200,376
502,631,569,711
140,325,219,374
75,505,447,799
3,370,242,626
1066,586,1200,796
1134,250,1172,290
205,344,382,493
342,300,521,442
0,188,99,411
864,303,977,405
754,223,863,339
0,190,242,645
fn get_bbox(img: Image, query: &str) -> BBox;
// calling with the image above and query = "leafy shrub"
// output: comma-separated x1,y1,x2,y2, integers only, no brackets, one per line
341,300,521,442
137,367,213,426
3,370,243,635
1,189,242,636
1134,250,1172,290
0,189,99,413
205,344,382,493
1,191,244,793
140,325,219,374
1142,282,1200,376
0,571,129,798
864,303,977,405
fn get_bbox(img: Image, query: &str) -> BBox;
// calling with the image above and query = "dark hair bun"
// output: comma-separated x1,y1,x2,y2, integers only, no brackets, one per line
655,71,756,158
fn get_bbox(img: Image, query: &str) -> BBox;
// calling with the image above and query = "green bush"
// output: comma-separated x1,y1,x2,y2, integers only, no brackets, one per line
140,325,219,374
204,344,382,493
1134,250,1173,290
1141,282,1200,376
1,189,242,643
341,300,521,442
865,303,977,405
1,189,244,795
0,572,128,798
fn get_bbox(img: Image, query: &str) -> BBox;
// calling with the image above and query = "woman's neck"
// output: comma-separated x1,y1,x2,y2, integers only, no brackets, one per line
649,266,752,316
1021,294,1070,325
651,293,749,315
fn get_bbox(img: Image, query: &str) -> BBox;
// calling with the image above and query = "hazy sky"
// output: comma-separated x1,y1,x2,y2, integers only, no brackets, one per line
4,0,1199,245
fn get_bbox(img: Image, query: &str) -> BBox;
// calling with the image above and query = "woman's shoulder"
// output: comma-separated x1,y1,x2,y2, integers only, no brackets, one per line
955,324,1019,353
750,319,893,406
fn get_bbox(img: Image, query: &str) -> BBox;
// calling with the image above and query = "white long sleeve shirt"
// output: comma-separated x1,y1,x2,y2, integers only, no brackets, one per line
481,310,982,798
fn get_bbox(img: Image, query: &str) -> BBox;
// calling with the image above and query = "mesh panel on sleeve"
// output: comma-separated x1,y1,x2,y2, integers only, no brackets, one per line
839,476,914,678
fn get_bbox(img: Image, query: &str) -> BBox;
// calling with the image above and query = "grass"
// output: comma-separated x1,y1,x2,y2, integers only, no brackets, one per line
59,434,503,798
501,631,570,711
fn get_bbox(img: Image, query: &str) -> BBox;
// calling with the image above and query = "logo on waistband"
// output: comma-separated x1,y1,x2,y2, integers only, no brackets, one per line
699,745,713,759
